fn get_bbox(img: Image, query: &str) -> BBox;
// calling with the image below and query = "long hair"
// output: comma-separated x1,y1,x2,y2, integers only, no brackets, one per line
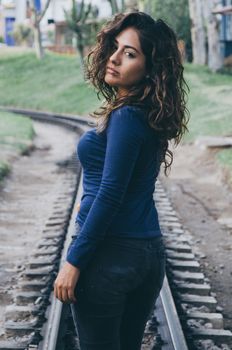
84,12,190,175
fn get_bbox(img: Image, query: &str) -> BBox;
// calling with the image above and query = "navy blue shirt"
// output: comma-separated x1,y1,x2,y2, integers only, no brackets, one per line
66,105,162,270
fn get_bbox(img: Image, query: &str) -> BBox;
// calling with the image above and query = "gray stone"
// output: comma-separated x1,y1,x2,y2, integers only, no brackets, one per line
195,136,232,149
5,304,40,321
15,291,44,305
0,340,30,349
217,217,232,229
19,279,51,291
32,246,57,256
166,250,195,260
191,328,232,344
27,255,57,268
23,266,54,278
168,259,200,272
37,238,61,247
165,242,192,253
5,318,38,336
178,294,217,311
173,281,211,295
172,271,204,283
186,311,223,329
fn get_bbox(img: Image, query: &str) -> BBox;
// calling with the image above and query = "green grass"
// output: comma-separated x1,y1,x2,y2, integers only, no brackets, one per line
0,52,232,182
0,110,35,151
184,63,232,142
0,51,100,116
216,149,232,185
184,63,232,182
0,110,35,181
0,161,10,182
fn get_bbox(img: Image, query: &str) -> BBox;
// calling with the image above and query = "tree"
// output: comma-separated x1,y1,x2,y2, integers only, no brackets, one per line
106,0,128,14
29,0,52,59
107,0,119,14
202,0,223,72
124,0,139,11
12,23,33,47
188,0,207,64
64,0,98,66
148,0,192,61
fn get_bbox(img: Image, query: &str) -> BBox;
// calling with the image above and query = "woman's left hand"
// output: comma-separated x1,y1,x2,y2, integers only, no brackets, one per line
53,261,80,303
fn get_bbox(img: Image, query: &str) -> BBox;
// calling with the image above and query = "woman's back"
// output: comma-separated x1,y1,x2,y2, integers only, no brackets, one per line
76,105,162,238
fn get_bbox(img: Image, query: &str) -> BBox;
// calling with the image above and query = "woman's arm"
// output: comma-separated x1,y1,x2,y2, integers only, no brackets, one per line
66,106,146,271
54,106,145,303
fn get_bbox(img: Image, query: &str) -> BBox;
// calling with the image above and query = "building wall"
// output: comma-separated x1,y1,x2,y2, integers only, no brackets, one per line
0,0,113,46
0,0,28,44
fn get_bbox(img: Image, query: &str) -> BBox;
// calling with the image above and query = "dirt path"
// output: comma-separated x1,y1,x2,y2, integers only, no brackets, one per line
160,143,232,331
0,121,77,336
1,118,231,336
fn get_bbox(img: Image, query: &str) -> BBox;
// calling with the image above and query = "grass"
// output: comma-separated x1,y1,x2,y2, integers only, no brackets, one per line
216,149,232,185
184,63,232,182
0,50,100,116
0,110,35,181
184,63,232,142
0,161,10,182
0,51,232,181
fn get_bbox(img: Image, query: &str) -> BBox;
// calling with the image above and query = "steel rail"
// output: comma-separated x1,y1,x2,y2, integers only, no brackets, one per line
40,172,84,350
156,276,189,350
0,106,189,350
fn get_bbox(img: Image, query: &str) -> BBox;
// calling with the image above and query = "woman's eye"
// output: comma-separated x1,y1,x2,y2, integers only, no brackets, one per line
125,52,135,58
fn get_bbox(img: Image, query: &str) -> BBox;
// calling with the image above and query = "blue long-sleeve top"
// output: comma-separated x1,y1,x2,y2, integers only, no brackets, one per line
66,105,162,270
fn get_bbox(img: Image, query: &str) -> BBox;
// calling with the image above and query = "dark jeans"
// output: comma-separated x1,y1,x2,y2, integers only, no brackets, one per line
68,223,166,350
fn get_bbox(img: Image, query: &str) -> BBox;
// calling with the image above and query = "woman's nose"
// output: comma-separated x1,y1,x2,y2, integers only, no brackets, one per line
109,50,121,65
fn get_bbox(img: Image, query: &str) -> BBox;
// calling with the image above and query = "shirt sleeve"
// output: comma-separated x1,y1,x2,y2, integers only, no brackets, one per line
66,106,145,270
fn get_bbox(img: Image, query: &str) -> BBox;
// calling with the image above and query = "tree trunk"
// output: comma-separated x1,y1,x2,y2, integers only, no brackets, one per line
76,31,84,67
108,0,119,14
188,0,207,65
121,0,126,12
29,0,51,60
33,22,44,60
124,0,139,12
203,0,223,72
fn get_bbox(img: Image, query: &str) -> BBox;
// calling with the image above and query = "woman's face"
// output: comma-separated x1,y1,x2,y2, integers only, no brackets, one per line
104,27,147,97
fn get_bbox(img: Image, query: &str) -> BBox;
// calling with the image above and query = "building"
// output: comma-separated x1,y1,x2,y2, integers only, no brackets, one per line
0,0,112,47
0,0,28,45
212,0,232,58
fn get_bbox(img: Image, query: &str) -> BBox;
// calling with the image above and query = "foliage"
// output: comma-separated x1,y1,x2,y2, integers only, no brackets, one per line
148,0,192,61
0,161,10,182
64,0,100,64
184,63,232,141
216,149,232,185
29,0,52,59
0,111,35,146
106,0,119,14
11,23,33,46
0,110,35,181
0,51,100,115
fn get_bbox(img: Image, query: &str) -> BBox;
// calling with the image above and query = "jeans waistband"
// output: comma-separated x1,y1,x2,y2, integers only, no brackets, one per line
72,222,163,245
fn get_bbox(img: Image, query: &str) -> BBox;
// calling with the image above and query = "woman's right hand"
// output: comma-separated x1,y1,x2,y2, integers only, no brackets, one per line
77,202,80,212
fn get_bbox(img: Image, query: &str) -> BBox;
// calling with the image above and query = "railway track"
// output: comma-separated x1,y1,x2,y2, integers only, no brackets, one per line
0,106,231,350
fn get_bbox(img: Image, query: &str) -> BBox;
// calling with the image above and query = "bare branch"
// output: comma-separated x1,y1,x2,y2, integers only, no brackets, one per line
38,0,52,23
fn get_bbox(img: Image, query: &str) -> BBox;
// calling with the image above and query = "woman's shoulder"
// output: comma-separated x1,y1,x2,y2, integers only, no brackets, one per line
108,105,150,140
111,104,148,122
112,104,147,112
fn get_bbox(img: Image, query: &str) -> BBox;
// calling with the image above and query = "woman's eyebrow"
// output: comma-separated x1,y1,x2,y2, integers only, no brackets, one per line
114,38,140,54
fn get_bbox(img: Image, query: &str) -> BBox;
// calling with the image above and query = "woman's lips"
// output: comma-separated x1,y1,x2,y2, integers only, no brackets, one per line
107,67,119,75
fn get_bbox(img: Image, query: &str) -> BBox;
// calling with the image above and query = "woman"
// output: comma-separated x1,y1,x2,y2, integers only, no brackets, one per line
54,11,189,350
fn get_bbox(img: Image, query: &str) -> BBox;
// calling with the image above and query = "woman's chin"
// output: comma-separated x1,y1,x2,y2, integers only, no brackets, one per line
104,75,118,86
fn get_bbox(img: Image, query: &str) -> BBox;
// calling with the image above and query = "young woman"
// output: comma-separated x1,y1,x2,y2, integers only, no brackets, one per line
54,11,189,350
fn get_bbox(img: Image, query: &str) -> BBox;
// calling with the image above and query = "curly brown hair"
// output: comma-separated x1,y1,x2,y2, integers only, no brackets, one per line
84,11,190,175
